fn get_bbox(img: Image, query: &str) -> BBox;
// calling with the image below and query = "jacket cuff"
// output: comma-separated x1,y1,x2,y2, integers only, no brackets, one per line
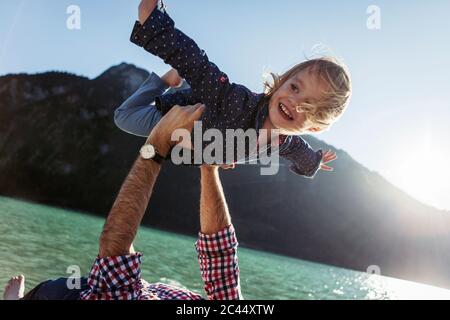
288,149,323,178
129,8,172,47
155,89,198,115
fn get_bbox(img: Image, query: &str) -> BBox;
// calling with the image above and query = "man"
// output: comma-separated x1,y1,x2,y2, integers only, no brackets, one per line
3,104,242,300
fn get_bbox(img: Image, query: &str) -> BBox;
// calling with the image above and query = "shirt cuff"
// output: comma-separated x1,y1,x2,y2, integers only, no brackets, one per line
80,253,143,300
195,225,238,256
130,8,172,47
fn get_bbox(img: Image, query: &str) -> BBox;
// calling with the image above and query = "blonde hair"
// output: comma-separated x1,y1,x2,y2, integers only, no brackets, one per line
264,57,352,130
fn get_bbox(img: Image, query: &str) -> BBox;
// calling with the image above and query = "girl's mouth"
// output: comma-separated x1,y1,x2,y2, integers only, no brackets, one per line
278,103,294,121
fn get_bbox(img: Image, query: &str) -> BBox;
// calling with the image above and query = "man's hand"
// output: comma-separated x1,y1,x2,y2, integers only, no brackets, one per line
147,103,205,157
320,149,337,172
138,0,159,25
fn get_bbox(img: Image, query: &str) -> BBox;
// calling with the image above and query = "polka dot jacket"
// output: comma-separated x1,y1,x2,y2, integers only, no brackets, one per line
130,7,323,178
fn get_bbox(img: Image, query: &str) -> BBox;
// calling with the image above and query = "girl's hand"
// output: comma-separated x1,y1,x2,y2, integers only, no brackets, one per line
138,0,158,25
320,149,337,172
200,163,236,170
220,163,236,170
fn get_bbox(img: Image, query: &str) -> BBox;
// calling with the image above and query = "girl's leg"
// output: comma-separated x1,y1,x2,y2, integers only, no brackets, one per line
114,72,191,137
114,72,168,137
164,78,191,95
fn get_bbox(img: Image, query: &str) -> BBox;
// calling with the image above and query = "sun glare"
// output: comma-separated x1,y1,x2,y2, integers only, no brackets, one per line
364,274,450,300
385,132,450,211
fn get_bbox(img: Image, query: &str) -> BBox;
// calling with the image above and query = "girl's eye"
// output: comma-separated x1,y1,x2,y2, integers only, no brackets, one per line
291,84,299,93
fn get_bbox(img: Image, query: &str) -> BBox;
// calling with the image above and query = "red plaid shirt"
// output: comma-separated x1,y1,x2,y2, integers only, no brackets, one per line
80,225,241,300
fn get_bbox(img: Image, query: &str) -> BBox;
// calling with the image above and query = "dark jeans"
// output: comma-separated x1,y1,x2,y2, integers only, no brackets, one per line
22,277,89,300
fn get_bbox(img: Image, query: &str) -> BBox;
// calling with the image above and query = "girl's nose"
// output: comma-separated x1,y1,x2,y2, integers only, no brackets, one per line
288,98,299,111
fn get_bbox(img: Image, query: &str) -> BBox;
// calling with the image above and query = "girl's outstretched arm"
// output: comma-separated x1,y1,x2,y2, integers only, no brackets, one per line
279,135,324,178
130,4,253,118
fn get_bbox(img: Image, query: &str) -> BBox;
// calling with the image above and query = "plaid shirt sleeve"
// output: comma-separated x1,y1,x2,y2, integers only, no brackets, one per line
195,224,242,300
279,135,323,178
80,253,143,300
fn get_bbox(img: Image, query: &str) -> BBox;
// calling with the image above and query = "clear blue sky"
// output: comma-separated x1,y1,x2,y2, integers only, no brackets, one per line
1,0,450,210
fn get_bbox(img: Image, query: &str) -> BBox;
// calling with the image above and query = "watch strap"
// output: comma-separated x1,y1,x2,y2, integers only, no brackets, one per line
152,151,166,164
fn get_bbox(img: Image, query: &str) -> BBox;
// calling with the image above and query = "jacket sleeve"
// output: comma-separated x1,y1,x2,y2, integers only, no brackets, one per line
279,135,323,178
129,8,252,119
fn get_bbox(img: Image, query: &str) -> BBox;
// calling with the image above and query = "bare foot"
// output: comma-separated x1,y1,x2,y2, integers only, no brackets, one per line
138,0,159,25
161,68,183,88
3,275,25,300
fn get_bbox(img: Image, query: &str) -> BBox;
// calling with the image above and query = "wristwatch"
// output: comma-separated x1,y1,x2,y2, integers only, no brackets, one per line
140,144,167,164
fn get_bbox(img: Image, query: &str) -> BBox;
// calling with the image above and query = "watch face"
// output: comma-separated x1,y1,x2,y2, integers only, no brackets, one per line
140,144,155,159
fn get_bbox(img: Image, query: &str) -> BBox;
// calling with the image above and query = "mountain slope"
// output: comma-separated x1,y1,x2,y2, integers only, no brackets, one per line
1,63,449,289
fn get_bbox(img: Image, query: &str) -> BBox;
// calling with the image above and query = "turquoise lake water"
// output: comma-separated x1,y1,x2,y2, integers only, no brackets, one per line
1,196,450,300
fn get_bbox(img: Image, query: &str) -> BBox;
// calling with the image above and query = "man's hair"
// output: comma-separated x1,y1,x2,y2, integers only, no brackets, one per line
264,57,352,130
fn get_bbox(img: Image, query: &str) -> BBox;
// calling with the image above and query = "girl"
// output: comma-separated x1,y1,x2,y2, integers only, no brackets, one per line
116,0,351,177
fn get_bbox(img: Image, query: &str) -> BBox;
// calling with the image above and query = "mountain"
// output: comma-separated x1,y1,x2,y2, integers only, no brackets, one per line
1,63,450,289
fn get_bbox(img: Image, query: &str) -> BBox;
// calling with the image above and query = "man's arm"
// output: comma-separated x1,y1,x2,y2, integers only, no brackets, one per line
196,166,242,300
98,145,163,258
199,166,231,235
99,104,205,258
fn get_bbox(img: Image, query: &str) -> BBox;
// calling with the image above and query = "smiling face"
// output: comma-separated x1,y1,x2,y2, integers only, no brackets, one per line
267,67,330,135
